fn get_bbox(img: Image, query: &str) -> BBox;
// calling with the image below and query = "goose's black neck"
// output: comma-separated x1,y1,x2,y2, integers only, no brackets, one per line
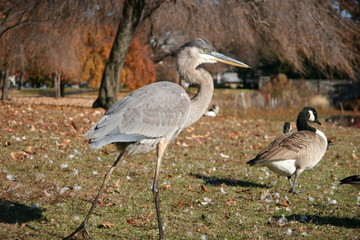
296,111,316,132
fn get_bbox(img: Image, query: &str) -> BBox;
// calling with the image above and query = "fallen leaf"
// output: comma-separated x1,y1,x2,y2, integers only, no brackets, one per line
352,152,359,160
97,197,112,207
11,151,27,161
173,200,186,208
126,219,135,225
71,121,78,130
99,221,115,228
277,198,289,207
201,184,207,192
225,200,237,206
260,189,270,201
57,139,71,147
188,185,197,191
161,184,171,190
29,125,36,132
228,131,238,136
25,146,35,154
298,226,307,233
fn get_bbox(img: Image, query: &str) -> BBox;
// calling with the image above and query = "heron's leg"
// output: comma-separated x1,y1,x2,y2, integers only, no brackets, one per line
153,138,169,240
63,152,125,240
289,169,303,195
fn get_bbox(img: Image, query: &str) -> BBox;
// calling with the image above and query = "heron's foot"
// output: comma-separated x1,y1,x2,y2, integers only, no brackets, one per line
63,221,93,240
289,189,303,195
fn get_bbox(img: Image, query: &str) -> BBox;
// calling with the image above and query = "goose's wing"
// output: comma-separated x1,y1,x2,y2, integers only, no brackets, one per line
248,131,319,165
87,82,191,149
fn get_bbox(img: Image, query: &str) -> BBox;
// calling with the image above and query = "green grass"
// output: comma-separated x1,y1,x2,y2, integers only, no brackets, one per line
11,88,97,97
0,92,359,239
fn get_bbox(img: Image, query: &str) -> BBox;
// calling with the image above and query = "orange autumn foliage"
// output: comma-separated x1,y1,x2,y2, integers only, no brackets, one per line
120,38,156,91
80,26,114,88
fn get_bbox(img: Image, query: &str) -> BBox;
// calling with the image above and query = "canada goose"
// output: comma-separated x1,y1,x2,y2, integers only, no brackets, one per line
283,121,333,149
203,104,220,117
283,122,292,133
247,107,328,194
339,175,360,190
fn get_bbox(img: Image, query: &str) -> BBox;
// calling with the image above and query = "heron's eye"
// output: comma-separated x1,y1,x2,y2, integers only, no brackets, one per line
203,48,210,53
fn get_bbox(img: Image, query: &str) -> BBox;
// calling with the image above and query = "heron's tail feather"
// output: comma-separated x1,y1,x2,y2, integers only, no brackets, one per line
88,133,148,150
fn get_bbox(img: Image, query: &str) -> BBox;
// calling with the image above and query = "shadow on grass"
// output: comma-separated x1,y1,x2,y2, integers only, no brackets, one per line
0,199,45,224
272,214,360,229
190,173,267,188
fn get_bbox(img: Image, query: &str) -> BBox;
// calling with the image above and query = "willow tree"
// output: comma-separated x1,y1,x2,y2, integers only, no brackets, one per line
149,0,359,80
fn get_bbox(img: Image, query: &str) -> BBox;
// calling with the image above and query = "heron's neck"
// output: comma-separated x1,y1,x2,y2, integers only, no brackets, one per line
180,67,214,127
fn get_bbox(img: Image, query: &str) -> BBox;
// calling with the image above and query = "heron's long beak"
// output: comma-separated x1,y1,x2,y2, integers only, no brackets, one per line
211,51,251,68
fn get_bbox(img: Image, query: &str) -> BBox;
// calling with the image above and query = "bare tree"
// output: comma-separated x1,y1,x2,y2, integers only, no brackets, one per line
1,0,359,103
0,0,44,38
0,68,9,100
0,0,43,100
92,0,166,109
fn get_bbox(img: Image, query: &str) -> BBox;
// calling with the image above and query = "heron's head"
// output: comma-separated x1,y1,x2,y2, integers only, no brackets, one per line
178,38,251,69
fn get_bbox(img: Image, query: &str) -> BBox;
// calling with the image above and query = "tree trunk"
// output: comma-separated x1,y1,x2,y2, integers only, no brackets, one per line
60,80,66,97
1,69,9,100
54,72,61,98
92,0,146,109
17,73,23,91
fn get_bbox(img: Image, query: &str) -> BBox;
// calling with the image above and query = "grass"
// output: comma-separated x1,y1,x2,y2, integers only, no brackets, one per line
0,89,359,240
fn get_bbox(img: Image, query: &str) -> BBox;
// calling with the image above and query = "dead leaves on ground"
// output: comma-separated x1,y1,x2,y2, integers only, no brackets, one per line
99,221,115,229
10,151,27,161
11,146,36,161
126,211,154,226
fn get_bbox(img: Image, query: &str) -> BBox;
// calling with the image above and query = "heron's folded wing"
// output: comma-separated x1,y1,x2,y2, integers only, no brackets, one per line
87,82,191,143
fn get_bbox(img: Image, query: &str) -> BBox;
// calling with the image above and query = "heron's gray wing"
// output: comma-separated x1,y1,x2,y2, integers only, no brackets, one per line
87,82,190,149
252,131,317,163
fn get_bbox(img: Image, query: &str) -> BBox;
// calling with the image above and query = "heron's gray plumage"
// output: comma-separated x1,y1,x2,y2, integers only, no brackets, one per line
87,81,191,152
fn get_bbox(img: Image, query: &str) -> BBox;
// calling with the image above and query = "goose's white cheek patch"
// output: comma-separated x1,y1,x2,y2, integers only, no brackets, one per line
309,110,315,121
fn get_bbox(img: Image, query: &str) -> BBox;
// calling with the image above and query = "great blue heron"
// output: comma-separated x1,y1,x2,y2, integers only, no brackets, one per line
247,107,328,194
63,38,250,240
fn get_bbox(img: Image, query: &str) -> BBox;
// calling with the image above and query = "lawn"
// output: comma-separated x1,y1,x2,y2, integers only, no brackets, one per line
0,89,359,240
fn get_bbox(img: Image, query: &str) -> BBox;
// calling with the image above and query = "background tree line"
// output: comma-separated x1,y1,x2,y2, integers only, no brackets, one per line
0,0,359,108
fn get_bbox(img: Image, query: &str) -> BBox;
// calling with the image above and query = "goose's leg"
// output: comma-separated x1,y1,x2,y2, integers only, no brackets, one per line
287,176,293,189
289,169,304,195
